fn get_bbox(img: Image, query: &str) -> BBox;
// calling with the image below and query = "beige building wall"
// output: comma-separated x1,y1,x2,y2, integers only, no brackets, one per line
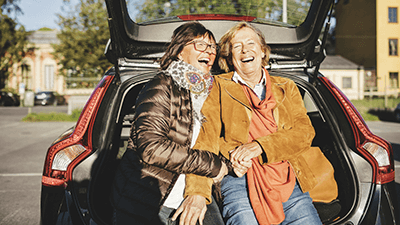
320,69,365,100
7,30,65,97
376,0,400,94
28,42,64,94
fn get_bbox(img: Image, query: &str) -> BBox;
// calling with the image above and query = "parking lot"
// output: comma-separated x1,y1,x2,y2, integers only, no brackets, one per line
0,106,75,225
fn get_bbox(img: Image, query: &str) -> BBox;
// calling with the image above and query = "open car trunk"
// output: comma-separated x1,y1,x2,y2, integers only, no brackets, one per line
86,61,356,225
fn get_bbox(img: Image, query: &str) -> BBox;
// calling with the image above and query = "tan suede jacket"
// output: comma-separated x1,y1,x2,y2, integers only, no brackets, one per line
185,72,337,203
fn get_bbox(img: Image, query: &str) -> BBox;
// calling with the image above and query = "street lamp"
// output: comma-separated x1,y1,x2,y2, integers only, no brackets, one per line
282,0,287,23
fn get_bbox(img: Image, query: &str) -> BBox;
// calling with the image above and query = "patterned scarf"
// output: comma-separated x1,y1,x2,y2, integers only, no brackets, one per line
165,60,214,125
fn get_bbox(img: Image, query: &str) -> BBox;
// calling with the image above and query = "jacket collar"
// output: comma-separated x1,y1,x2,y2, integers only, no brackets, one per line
219,72,251,109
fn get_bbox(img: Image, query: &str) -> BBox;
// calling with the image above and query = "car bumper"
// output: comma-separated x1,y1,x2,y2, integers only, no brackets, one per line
35,100,47,105
360,181,398,225
41,185,82,225
41,181,399,225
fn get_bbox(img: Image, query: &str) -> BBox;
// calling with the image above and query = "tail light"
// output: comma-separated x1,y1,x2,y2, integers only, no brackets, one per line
320,77,395,184
51,145,86,171
42,76,114,187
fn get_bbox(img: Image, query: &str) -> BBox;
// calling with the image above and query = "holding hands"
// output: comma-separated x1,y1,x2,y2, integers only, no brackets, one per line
230,142,263,177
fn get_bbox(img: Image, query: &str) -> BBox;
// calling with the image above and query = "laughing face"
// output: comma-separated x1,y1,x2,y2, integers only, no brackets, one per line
230,27,266,80
178,35,216,74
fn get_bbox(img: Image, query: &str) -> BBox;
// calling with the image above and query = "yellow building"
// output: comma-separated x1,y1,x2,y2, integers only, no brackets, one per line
335,0,399,95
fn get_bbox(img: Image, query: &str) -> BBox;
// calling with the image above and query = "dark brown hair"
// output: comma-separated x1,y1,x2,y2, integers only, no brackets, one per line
218,22,271,72
159,22,216,70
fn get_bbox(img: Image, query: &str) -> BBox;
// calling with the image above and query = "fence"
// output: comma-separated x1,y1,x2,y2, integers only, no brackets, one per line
65,77,101,89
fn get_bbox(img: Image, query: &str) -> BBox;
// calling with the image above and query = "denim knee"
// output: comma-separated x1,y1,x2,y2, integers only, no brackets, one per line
221,175,258,225
281,183,322,225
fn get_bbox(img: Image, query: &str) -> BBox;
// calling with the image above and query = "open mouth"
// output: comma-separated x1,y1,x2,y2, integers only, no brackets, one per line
198,58,210,65
241,57,254,63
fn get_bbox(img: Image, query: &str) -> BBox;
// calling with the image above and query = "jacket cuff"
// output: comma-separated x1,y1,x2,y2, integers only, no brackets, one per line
184,174,213,204
253,140,268,164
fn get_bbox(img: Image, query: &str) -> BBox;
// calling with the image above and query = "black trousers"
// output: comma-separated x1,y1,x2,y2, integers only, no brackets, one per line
113,196,224,225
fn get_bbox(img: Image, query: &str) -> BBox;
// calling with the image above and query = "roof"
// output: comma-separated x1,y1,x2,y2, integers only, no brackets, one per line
320,55,361,70
27,30,60,44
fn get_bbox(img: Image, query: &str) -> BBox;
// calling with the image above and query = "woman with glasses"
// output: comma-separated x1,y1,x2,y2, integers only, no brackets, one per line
111,22,227,225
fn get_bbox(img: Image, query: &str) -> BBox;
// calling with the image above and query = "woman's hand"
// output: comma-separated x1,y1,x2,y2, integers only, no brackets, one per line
172,195,207,225
231,159,252,177
212,162,228,183
229,142,262,177
230,142,263,163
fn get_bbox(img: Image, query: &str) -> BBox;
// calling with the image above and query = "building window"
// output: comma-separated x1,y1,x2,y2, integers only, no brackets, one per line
45,65,54,89
389,72,399,88
342,77,352,89
389,39,398,56
389,7,398,23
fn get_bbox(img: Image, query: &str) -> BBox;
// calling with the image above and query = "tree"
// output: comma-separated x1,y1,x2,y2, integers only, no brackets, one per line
0,0,28,89
53,0,111,78
1,0,21,15
133,0,312,26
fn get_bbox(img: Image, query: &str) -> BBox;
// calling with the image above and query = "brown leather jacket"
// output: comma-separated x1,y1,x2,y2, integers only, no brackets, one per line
185,72,337,203
111,72,222,219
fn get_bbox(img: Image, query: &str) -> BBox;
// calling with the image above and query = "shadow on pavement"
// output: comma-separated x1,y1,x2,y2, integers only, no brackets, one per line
368,108,398,122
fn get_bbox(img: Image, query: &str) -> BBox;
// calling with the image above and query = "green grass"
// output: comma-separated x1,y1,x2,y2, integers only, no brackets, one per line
22,108,82,122
351,97,399,121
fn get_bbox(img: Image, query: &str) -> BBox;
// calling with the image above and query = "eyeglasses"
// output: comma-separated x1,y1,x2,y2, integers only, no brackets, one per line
186,40,218,54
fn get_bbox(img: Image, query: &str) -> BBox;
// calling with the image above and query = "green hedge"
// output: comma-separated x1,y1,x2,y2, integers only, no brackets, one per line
22,109,82,122
351,97,399,121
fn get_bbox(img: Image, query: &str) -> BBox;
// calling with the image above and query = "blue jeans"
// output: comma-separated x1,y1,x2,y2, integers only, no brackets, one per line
220,174,322,225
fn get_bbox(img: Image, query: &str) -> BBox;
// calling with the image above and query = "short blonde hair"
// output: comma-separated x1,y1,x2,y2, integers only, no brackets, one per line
218,22,271,72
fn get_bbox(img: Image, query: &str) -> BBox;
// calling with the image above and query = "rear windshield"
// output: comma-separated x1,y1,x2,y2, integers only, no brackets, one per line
126,0,312,26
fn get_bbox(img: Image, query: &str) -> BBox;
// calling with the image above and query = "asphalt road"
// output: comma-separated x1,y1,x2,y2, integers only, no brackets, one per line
0,106,399,225
0,106,75,225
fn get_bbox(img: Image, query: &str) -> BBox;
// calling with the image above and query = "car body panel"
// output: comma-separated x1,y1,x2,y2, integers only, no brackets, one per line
0,90,20,106
395,103,400,122
41,67,398,225
34,91,66,106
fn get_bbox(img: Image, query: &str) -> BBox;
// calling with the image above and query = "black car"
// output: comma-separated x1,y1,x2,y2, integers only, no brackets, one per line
40,0,398,224
34,91,65,106
0,90,20,106
395,103,400,122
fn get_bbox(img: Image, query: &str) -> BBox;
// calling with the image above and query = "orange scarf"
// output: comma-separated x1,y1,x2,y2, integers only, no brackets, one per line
242,70,295,225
